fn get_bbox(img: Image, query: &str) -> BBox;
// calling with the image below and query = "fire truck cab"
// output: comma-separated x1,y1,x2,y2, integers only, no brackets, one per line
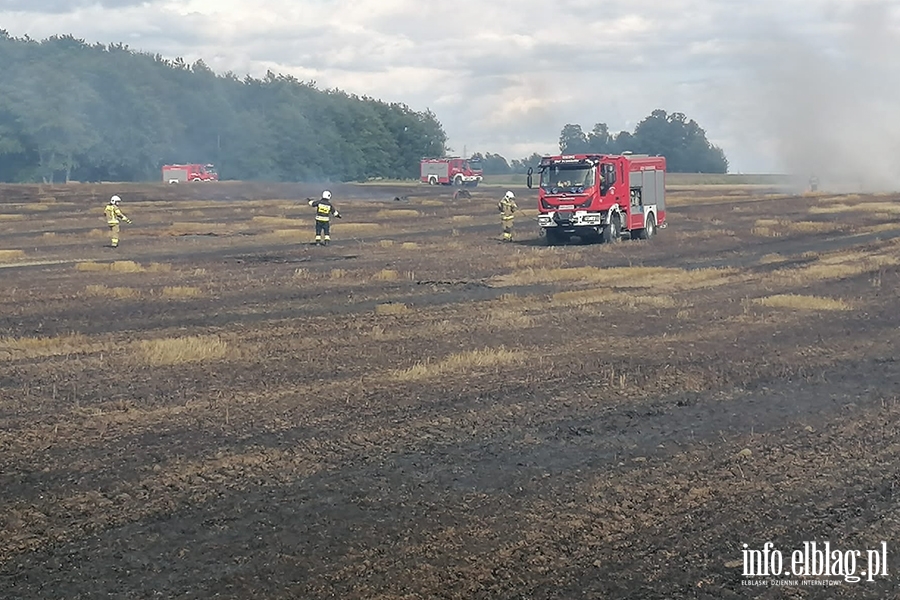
527,153,666,245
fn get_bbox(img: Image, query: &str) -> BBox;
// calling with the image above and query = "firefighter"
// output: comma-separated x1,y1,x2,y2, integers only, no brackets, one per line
307,190,341,245
104,195,132,248
498,190,518,242
809,174,819,192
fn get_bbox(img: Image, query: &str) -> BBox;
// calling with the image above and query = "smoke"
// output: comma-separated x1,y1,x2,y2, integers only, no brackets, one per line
733,1,900,192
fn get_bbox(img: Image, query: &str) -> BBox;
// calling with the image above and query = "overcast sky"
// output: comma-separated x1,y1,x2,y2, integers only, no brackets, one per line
2,0,899,175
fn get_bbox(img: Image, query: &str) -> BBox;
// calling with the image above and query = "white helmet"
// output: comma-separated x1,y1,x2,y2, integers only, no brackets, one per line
321,190,332,200
110,195,121,205
504,191,515,200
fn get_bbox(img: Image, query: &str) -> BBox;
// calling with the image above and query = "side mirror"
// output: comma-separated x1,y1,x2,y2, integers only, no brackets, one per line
526,167,533,189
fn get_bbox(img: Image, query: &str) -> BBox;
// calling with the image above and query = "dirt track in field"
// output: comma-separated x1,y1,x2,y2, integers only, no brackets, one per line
1,181,899,599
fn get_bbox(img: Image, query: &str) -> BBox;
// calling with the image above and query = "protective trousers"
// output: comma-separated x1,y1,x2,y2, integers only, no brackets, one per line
109,223,120,247
315,220,330,244
502,217,514,241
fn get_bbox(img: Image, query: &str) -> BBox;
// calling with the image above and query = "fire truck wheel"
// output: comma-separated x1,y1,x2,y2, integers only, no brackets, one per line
639,214,656,240
428,176,437,185
453,175,463,186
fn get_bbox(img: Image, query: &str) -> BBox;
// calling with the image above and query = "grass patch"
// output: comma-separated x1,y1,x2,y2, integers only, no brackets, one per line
861,223,900,234
376,209,420,219
498,265,736,290
751,219,842,237
401,242,419,249
0,333,94,359
375,302,409,315
85,284,140,299
146,262,173,273
809,201,900,215
390,346,524,382
0,214,25,221
379,240,395,248
551,289,678,309
373,269,400,281
451,215,474,223
771,252,898,284
136,335,232,366
0,249,26,262
418,199,444,207
75,261,108,272
75,260,172,273
161,286,202,298
109,261,144,273
751,294,851,311
759,253,786,264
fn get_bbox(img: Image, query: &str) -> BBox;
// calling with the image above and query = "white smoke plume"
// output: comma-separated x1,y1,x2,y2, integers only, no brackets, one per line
733,1,900,192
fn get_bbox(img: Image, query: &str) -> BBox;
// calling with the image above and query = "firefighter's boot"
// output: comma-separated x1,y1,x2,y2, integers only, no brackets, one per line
323,235,330,246
314,235,322,245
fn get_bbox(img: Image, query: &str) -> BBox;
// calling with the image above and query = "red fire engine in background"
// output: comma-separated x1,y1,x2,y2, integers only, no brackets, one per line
527,153,666,245
162,164,219,183
420,157,483,186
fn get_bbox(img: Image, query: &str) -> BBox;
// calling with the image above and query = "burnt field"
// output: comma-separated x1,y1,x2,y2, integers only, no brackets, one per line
1,181,899,599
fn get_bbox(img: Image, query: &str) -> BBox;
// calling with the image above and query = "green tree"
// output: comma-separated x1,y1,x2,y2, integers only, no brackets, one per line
559,124,589,154
0,32,449,183
556,110,728,173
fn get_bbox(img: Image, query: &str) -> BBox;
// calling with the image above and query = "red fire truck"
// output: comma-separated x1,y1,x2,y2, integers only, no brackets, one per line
420,157,483,186
527,153,666,245
162,163,219,183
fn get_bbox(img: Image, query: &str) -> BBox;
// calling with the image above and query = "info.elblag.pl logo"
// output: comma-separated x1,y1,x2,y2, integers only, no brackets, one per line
740,542,890,587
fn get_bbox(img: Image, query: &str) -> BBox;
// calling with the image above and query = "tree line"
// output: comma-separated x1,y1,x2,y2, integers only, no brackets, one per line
0,32,447,183
0,31,729,183
471,109,729,175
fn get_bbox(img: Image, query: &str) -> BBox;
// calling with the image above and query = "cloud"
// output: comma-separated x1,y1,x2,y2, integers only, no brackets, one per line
2,0,151,13
2,0,898,176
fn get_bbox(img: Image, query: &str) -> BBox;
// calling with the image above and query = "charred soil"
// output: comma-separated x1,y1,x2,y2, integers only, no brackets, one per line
1,182,899,599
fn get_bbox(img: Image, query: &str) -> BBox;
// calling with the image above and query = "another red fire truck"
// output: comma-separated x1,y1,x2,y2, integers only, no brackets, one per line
527,153,666,245
420,157,483,186
162,163,219,183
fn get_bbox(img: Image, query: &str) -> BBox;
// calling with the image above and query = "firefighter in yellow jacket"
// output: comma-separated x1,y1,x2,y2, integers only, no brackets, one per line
498,190,518,242
104,195,132,248
307,190,341,245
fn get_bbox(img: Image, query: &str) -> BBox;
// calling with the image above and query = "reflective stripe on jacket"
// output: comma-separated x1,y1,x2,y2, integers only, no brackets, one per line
311,200,338,222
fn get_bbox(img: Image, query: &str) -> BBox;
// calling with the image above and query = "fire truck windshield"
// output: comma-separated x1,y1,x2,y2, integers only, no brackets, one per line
540,165,595,193
466,159,482,173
